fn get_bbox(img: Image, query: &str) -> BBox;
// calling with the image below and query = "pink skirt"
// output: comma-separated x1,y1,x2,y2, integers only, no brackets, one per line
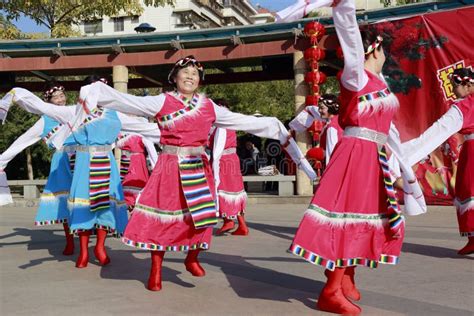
290,137,404,270
217,153,247,219
122,153,214,251
454,140,474,236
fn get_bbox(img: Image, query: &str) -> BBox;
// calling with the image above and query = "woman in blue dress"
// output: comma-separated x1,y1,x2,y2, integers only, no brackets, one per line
0,82,77,255
1,76,161,268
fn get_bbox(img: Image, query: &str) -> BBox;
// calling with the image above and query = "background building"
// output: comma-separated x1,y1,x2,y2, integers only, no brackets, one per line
79,0,259,36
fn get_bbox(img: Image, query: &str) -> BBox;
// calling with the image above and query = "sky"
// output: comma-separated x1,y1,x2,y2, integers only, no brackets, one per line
8,1,294,34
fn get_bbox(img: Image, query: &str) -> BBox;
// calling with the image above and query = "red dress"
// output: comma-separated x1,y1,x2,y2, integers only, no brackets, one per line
212,129,247,219
117,134,150,209
453,96,474,236
122,94,216,251
290,71,404,270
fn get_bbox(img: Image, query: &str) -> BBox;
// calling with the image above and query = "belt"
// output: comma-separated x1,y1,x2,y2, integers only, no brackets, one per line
58,145,77,153
75,145,113,153
162,145,205,156
465,133,474,141
344,127,388,145
222,148,237,155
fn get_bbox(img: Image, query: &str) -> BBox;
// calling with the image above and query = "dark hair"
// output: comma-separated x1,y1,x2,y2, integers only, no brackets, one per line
168,55,205,86
83,75,109,85
319,94,340,115
451,67,474,85
213,98,230,109
361,31,383,59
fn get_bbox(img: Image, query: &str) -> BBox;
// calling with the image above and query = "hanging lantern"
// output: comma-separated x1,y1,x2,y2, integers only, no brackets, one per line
304,21,326,41
306,94,320,106
306,147,325,161
304,46,326,62
304,70,327,85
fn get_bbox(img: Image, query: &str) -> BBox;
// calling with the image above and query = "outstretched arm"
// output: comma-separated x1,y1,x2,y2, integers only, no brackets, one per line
402,106,463,167
333,0,368,91
213,103,316,180
80,82,165,117
289,106,325,132
0,118,44,170
2,88,75,124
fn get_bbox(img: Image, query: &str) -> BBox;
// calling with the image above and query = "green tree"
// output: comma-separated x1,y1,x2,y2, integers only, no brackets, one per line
0,0,175,37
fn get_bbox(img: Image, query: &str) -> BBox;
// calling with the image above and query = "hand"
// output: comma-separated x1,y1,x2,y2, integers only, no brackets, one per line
331,0,342,7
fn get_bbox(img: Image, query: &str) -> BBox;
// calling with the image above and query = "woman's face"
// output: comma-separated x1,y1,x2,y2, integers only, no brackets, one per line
452,81,472,99
318,103,330,119
175,65,200,96
49,91,66,106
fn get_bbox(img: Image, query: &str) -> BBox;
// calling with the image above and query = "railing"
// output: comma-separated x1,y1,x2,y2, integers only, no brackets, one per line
7,176,297,199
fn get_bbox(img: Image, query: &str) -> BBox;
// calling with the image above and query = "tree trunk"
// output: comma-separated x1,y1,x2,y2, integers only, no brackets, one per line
25,148,34,180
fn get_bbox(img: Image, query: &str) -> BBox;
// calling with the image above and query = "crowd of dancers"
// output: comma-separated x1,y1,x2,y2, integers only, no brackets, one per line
0,1,472,315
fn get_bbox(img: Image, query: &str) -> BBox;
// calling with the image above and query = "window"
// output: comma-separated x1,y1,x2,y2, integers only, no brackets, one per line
131,16,139,24
114,17,124,32
84,20,103,34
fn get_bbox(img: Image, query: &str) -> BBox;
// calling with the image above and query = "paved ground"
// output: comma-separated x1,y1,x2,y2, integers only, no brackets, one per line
0,203,473,316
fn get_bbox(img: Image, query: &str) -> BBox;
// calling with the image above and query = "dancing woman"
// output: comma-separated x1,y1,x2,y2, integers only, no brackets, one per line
77,55,316,291
278,1,426,314
402,68,474,255
0,82,76,255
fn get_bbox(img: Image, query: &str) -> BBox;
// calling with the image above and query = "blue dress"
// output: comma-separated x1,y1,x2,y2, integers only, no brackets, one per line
67,108,128,236
34,116,76,226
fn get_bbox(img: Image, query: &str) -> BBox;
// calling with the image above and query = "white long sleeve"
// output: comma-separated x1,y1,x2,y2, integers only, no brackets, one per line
213,104,316,180
289,106,325,132
141,137,158,169
333,0,368,91
4,88,76,124
325,126,338,165
116,112,161,145
276,0,367,91
402,106,463,167
276,0,334,22
0,118,44,170
386,123,427,216
211,128,227,191
80,82,165,117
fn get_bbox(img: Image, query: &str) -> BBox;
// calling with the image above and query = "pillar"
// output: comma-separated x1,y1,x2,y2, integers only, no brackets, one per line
293,51,313,196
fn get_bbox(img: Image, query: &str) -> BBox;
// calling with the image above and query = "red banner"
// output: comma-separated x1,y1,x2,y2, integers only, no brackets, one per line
372,6,474,204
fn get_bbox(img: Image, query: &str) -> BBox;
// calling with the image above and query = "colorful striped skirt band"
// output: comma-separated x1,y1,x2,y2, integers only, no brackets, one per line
178,155,218,229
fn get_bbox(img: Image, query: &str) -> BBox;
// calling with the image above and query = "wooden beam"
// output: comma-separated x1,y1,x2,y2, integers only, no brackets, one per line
0,39,306,73
1,70,298,92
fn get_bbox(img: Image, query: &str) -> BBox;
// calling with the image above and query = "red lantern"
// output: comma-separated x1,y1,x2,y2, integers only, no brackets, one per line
305,70,327,85
311,84,320,95
304,21,326,40
305,94,320,106
304,46,326,62
306,147,325,161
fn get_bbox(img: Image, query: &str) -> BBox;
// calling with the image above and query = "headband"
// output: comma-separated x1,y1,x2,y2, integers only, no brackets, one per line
365,35,383,55
43,85,65,101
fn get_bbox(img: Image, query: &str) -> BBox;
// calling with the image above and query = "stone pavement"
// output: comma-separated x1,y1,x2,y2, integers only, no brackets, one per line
0,204,473,316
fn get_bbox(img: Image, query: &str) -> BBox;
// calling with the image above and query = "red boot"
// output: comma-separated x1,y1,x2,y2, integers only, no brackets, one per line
62,223,74,256
458,237,474,255
76,231,91,268
184,249,205,277
317,268,361,315
94,228,110,266
216,218,235,235
231,214,249,236
148,251,165,291
342,267,361,301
